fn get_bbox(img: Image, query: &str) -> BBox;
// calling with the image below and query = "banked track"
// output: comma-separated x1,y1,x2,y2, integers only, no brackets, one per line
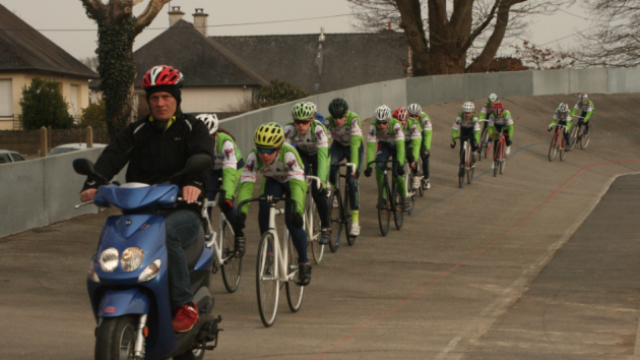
1,93,639,359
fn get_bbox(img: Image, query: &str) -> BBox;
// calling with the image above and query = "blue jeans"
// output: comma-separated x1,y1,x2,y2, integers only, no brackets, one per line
258,177,309,264
163,209,200,309
329,142,363,210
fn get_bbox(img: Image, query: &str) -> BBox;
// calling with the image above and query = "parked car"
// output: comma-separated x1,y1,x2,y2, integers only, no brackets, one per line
48,143,107,156
0,150,27,164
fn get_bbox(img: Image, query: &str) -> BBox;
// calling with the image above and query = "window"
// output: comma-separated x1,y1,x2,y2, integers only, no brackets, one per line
70,84,79,120
0,79,12,116
10,153,25,162
0,153,11,164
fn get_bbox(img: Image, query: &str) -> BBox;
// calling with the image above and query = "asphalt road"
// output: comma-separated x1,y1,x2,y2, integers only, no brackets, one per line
1,93,640,360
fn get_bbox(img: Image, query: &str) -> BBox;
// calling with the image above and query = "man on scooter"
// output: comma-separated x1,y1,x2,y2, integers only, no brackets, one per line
78,65,214,333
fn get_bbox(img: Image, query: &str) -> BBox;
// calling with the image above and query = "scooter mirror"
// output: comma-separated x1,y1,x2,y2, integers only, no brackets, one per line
73,158,96,176
169,154,213,182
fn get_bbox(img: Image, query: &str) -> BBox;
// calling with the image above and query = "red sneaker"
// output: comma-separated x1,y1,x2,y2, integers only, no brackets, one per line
172,302,200,333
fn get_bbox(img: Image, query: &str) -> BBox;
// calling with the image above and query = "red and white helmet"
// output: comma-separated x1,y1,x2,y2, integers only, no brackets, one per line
492,102,505,117
142,65,184,89
393,107,408,122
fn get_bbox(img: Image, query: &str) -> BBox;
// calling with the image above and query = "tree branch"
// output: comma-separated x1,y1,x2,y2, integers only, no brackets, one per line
465,0,501,48
80,0,108,20
134,0,171,36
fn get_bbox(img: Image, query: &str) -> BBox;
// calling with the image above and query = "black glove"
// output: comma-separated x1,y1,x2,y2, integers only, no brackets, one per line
291,212,304,229
396,166,405,176
547,125,553,132
506,139,513,146
219,199,233,213
450,141,456,149
364,167,373,177
317,184,327,198
424,151,430,159
234,213,246,238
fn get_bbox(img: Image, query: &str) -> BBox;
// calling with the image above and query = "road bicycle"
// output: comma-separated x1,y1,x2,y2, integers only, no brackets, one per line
454,136,475,188
409,157,425,197
327,162,357,252
203,189,243,293
304,172,324,264
404,161,418,215
569,116,591,150
368,159,405,236
491,131,508,177
237,195,304,327
549,124,568,162
479,126,491,161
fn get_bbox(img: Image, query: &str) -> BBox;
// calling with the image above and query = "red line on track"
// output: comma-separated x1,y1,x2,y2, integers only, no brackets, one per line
312,159,640,360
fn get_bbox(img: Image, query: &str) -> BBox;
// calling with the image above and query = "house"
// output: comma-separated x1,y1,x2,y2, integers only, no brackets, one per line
91,6,409,117
0,4,98,130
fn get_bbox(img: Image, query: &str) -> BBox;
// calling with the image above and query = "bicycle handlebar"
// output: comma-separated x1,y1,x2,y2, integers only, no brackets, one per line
306,175,323,189
237,196,297,215
335,162,357,172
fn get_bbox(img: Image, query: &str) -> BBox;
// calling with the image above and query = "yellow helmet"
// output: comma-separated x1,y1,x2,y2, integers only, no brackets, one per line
254,122,284,149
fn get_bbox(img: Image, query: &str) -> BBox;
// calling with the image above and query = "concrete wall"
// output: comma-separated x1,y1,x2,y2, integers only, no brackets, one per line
3,67,640,238
0,148,125,238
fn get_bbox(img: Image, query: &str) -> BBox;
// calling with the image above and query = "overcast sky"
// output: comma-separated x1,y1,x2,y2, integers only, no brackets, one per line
2,0,590,59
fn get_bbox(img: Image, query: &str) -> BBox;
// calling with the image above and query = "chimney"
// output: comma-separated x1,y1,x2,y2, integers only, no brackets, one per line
193,8,209,36
168,6,185,27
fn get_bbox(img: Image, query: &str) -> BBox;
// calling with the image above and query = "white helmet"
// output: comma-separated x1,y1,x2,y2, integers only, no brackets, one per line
488,93,498,103
307,102,317,114
462,102,475,113
407,103,422,116
558,103,569,113
196,113,219,135
579,93,588,101
374,105,392,123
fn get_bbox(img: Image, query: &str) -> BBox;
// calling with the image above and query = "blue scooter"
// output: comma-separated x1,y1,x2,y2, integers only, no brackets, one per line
73,155,221,360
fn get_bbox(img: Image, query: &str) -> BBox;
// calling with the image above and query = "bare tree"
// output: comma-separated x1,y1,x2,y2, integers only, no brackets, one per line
573,0,640,67
79,56,99,72
81,0,170,139
348,0,563,75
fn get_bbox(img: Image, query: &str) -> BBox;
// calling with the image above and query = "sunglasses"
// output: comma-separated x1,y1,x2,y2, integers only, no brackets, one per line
293,119,312,125
257,147,277,155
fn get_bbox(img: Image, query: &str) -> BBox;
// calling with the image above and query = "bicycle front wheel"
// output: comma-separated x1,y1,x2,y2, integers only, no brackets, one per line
377,179,391,236
569,126,578,150
548,134,558,162
256,232,279,327
560,143,568,161
392,180,404,230
417,159,424,197
285,234,304,312
221,220,242,293
580,125,590,149
499,154,506,174
308,202,324,264
344,186,356,246
328,191,342,252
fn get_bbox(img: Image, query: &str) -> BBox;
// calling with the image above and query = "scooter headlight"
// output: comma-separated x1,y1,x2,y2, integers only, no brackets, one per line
121,247,144,272
138,259,161,282
87,260,100,283
99,247,119,272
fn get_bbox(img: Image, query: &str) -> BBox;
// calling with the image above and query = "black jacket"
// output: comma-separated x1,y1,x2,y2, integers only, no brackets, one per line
82,113,214,213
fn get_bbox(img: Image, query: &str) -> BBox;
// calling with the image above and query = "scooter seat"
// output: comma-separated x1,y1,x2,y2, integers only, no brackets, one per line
184,226,205,269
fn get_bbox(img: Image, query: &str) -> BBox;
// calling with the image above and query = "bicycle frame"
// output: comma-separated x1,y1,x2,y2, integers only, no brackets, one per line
553,124,568,148
202,199,235,268
261,201,295,283
491,132,507,161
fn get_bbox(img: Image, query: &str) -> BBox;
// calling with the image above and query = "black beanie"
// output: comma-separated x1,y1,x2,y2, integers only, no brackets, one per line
145,85,182,108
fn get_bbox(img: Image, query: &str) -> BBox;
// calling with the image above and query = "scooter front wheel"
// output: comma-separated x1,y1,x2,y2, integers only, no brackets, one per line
95,315,138,360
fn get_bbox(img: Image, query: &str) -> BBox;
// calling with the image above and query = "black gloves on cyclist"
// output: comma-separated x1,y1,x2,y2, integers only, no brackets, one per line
234,213,246,238
396,166,405,176
317,184,327,198
219,199,234,213
424,150,430,159
450,141,456,148
291,212,304,229
506,139,513,146
364,167,373,177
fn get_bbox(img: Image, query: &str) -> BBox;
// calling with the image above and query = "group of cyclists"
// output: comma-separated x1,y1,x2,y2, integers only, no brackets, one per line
79,64,596,334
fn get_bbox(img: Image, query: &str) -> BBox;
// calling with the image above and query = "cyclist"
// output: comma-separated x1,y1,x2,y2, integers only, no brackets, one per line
395,106,423,190
79,65,213,333
363,105,409,210
235,123,311,285
548,102,572,150
284,102,331,245
308,102,325,123
486,102,514,168
571,93,595,136
407,103,433,190
197,113,245,254
479,93,499,147
324,98,364,237
451,102,481,172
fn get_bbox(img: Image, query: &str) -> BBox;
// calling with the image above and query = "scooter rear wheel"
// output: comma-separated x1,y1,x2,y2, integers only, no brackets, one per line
95,315,138,360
